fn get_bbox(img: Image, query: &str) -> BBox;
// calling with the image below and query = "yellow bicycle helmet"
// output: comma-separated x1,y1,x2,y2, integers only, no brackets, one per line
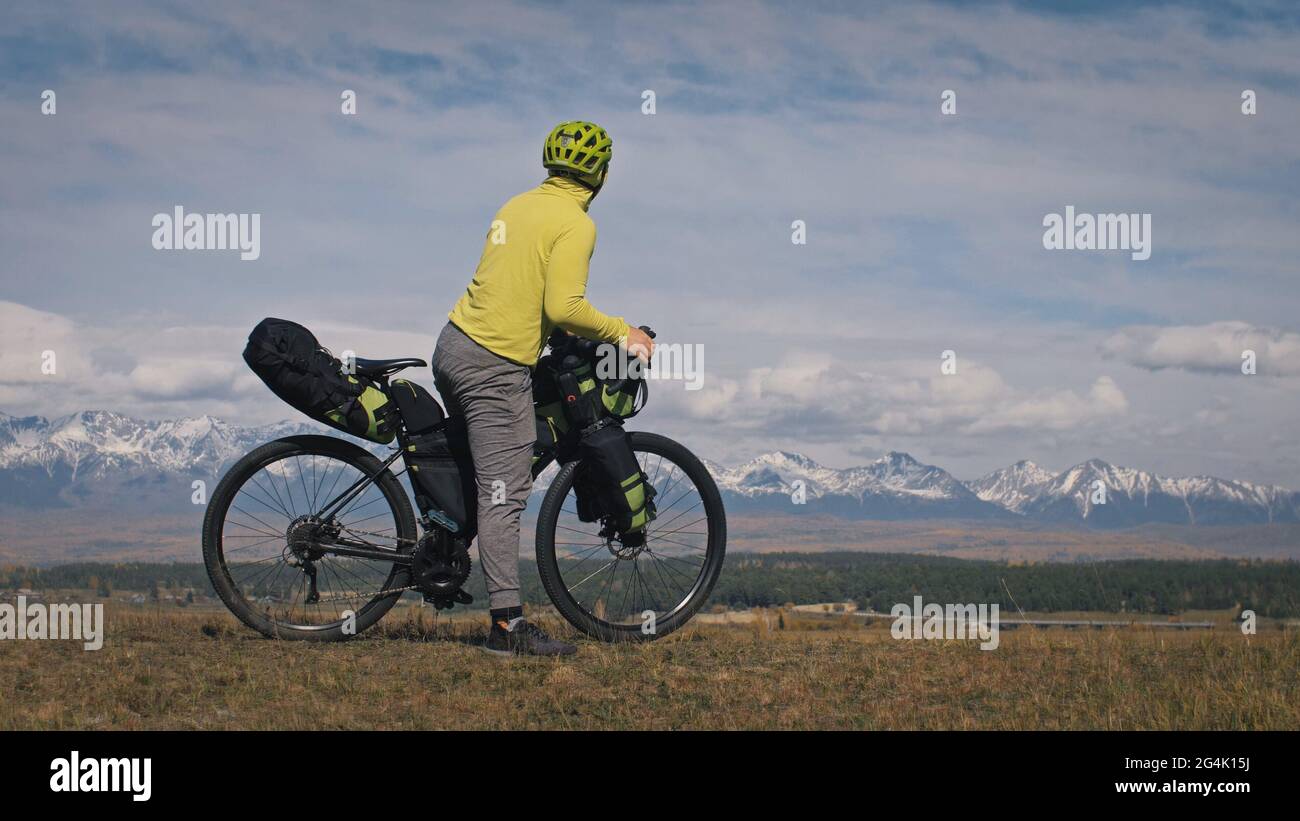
543,120,612,192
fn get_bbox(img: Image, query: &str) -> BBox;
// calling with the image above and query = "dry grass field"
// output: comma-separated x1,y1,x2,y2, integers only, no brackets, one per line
2,603,1297,730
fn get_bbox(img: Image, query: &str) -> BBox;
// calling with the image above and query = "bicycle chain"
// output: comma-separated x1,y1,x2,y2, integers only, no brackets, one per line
298,524,420,604
307,582,418,605
335,524,419,547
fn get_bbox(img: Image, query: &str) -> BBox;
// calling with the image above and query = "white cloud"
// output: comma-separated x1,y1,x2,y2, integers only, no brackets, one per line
1101,321,1300,376
964,375,1128,434
654,350,1127,442
0,301,83,384
0,300,444,422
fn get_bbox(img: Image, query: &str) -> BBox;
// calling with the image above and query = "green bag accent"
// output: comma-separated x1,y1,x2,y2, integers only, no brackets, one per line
627,505,654,532
619,471,652,530
576,424,656,536
535,402,569,434
356,384,396,443
324,376,396,444
601,384,637,417
559,362,602,429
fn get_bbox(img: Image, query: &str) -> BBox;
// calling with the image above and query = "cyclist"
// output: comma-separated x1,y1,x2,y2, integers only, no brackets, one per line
432,120,654,656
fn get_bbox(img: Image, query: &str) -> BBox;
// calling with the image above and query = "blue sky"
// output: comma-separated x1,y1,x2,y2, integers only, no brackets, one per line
2,0,1299,485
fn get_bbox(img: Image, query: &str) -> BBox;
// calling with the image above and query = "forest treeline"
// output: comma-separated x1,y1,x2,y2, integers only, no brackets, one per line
4,552,1297,617
709,552,1300,617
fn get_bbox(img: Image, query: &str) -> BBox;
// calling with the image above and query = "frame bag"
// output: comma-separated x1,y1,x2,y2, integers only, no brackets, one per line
242,317,396,444
404,416,478,539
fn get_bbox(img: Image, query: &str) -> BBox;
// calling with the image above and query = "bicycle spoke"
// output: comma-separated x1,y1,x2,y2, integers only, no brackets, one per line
550,438,720,632
216,449,405,632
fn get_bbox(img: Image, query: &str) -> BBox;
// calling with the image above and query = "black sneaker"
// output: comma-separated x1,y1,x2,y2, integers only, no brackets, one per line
481,617,577,657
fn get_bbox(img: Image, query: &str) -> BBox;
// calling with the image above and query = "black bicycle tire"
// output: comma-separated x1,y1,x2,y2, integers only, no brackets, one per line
201,435,416,641
535,431,726,642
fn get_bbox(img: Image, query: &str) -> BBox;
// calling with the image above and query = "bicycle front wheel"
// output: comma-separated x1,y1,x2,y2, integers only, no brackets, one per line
535,431,726,641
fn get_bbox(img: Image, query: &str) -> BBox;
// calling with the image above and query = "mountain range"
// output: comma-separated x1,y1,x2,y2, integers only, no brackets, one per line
3,410,1299,527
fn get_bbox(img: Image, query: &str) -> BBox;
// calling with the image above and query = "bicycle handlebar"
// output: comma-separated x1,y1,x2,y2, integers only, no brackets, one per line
545,326,656,413
547,326,656,356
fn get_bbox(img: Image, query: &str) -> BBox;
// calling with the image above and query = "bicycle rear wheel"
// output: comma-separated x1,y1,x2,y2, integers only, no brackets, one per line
201,435,416,641
535,431,726,641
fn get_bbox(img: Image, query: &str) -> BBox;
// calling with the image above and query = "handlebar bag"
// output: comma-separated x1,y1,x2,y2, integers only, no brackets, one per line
537,345,644,429
556,356,601,430
576,423,656,539
600,374,646,419
404,416,477,539
243,317,397,444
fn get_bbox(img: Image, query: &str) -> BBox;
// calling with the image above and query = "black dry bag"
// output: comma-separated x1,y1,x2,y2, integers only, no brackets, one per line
242,317,396,444
576,423,656,538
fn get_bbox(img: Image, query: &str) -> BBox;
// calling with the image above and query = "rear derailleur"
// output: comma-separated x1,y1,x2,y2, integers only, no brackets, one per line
285,515,339,604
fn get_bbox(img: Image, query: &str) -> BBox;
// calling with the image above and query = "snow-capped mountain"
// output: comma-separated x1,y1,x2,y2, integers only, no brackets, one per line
2,410,1297,526
707,450,1011,520
969,460,1056,513
0,411,323,510
1017,458,1300,526
0,411,316,480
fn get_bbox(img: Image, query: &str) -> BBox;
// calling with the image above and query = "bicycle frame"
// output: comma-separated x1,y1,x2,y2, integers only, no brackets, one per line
300,377,565,567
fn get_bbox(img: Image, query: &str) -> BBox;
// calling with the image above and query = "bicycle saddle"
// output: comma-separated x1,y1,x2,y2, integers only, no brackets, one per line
353,357,426,377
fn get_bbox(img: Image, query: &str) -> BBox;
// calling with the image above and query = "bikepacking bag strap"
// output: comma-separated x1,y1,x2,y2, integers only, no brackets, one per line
330,375,397,443
242,317,397,444
577,422,656,538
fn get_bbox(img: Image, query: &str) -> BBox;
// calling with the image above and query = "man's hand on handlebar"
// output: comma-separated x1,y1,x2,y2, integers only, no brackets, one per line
625,325,655,362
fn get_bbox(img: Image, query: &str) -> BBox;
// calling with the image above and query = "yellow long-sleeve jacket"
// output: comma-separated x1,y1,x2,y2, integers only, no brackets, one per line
447,175,629,366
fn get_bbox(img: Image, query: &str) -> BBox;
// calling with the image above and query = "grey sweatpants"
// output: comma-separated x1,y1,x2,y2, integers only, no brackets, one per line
431,322,534,610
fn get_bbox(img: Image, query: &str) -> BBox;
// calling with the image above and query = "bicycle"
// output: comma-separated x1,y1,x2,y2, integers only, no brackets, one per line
201,327,726,642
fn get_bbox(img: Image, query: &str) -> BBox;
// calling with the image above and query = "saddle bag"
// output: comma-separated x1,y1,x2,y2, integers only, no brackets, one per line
242,317,396,444
404,417,477,539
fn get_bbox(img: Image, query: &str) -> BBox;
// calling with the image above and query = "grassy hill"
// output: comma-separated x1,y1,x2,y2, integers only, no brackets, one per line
2,605,1296,730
